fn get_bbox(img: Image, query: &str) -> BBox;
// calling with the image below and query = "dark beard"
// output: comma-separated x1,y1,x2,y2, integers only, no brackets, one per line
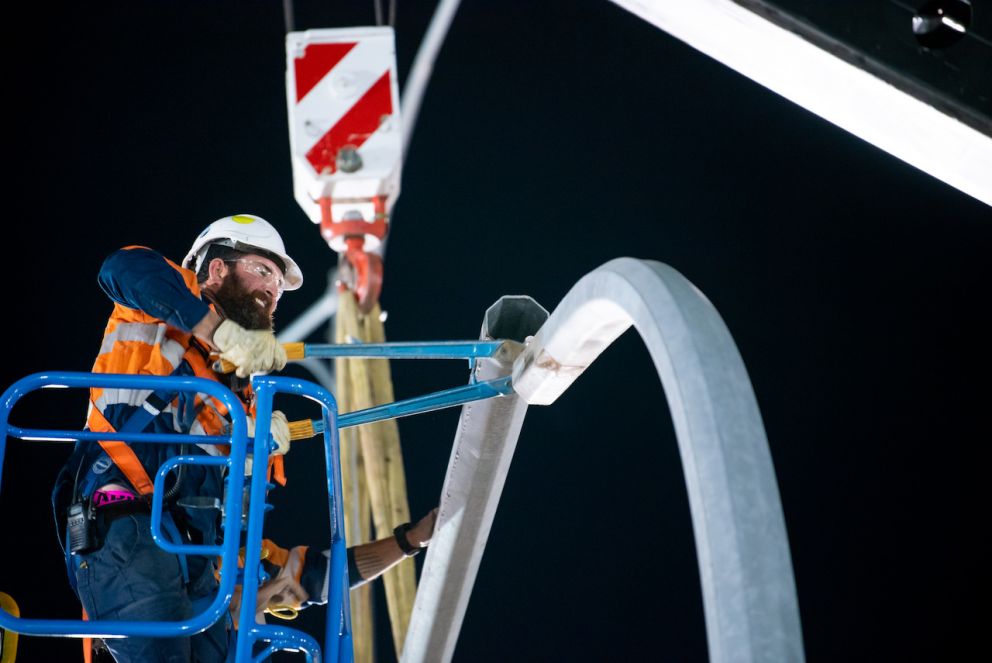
212,272,275,331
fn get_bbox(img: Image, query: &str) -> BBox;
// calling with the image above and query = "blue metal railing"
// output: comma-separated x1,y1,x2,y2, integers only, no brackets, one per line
0,372,345,661
0,373,247,640
0,351,513,661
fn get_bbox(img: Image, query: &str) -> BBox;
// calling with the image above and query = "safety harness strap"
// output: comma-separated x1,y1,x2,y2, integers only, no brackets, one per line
87,402,159,496
183,342,230,417
88,384,187,497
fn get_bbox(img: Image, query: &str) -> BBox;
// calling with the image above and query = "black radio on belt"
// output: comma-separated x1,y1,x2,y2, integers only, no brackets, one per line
67,501,96,554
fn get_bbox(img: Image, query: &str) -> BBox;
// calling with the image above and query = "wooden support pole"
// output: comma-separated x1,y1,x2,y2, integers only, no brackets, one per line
335,295,374,663
362,303,416,655
336,291,416,659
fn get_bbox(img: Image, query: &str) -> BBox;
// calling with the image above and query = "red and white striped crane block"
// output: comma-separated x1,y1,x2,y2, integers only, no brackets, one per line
285,27,402,254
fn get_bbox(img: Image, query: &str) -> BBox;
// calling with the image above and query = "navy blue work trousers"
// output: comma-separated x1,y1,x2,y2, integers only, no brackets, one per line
73,513,230,663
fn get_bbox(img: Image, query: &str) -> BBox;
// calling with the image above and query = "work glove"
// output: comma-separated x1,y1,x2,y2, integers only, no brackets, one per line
228,546,310,625
213,319,287,378
255,410,291,456
228,572,308,626
243,410,292,475
259,546,309,618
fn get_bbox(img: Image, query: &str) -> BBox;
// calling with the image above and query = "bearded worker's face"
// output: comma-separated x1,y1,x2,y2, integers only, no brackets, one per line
214,256,284,330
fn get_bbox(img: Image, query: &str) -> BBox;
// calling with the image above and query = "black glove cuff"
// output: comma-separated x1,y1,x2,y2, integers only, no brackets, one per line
393,522,421,557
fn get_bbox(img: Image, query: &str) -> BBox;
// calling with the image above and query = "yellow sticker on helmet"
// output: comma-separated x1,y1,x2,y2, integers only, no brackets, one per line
231,215,255,224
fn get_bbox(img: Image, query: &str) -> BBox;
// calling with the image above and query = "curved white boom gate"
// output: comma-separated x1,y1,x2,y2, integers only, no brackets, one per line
404,258,805,663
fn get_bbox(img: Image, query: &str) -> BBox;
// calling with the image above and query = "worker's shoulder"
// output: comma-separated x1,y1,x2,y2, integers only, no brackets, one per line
108,245,194,279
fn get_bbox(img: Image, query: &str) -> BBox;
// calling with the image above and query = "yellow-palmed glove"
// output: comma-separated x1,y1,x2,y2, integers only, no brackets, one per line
213,319,287,378
243,411,292,475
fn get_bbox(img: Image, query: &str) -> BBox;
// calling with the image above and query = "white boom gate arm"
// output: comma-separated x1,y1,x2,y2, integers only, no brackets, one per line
403,258,804,663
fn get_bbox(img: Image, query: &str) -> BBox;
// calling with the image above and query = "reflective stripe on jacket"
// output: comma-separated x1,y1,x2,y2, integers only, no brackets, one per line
87,246,234,444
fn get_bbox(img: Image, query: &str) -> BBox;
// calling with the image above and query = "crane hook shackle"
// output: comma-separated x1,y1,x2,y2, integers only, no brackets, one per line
321,195,387,313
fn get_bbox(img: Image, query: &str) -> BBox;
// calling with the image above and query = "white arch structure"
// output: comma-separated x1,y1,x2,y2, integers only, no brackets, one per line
403,257,805,663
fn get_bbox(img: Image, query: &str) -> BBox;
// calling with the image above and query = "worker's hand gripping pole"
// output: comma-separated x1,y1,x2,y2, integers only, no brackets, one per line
214,342,306,376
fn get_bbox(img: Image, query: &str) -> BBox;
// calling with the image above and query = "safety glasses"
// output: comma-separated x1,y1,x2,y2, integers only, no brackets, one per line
228,258,285,297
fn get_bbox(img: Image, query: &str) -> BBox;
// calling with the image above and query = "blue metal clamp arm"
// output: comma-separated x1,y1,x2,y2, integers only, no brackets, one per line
98,246,212,332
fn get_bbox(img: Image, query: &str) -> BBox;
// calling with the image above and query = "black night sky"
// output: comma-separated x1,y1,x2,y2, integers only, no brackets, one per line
2,2,989,662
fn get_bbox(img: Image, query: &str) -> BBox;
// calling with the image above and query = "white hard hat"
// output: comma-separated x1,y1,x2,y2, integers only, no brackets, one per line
183,214,303,291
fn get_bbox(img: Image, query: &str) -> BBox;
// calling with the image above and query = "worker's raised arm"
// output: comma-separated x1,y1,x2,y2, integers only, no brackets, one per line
98,246,211,332
98,246,277,366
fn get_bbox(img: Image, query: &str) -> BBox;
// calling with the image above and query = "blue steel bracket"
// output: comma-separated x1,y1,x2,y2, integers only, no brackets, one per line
298,340,520,386
338,375,514,429
290,339,521,432
302,340,505,361
269,376,514,440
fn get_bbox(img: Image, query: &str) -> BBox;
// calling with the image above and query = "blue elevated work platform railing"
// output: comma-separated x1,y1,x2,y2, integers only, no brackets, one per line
0,340,516,662
0,372,345,661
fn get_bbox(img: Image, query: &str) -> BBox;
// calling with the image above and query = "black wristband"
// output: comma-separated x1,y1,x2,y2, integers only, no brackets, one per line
393,522,420,557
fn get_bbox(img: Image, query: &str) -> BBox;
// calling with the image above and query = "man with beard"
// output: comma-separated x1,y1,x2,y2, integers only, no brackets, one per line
52,214,437,663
